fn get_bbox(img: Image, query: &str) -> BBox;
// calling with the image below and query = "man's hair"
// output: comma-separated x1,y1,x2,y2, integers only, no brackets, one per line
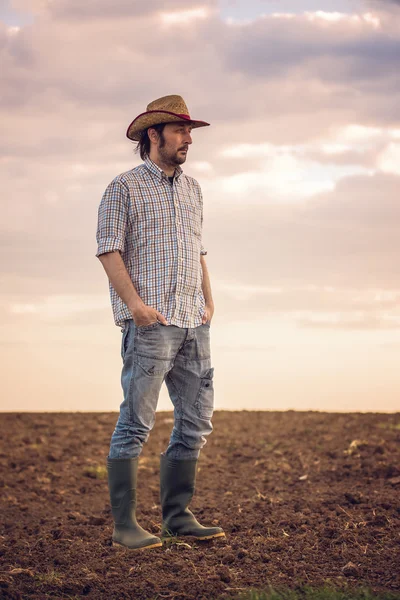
135,123,166,160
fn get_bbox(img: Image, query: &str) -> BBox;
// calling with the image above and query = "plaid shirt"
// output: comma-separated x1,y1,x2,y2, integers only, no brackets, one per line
96,157,207,329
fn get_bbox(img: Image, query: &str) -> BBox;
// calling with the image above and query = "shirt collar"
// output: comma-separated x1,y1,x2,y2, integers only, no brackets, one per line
144,156,183,183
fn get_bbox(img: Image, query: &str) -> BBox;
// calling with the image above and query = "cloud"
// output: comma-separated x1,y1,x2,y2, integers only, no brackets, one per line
297,312,400,329
366,0,400,6
200,171,400,294
223,11,400,89
9,294,109,318
12,0,217,20
212,281,400,327
2,5,400,123
299,171,400,226
2,2,400,325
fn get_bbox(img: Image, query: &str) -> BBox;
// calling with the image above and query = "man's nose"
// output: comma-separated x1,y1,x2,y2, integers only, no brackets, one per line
184,131,192,145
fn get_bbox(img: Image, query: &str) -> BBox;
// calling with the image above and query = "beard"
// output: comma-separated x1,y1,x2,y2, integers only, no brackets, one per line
158,145,187,166
157,134,188,166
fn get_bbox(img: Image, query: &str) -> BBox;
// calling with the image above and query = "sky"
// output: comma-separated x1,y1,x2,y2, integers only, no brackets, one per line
1,0,400,413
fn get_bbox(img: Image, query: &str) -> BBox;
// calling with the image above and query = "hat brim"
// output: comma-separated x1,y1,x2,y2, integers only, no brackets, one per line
126,110,210,141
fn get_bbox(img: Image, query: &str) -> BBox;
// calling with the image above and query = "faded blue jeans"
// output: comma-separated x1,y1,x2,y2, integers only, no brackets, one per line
108,319,214,461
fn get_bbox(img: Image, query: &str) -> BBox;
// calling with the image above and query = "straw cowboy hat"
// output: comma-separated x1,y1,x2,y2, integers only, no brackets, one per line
126,95,210,141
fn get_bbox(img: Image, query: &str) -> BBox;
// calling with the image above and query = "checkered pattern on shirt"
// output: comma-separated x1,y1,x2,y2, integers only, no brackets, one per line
95,157,207,329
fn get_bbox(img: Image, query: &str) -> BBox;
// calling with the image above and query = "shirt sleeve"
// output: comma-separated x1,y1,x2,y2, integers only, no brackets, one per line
198,185,208,256
95,178,129,257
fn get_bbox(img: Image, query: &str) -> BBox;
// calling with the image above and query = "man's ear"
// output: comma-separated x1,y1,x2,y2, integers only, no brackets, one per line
148,127,159,143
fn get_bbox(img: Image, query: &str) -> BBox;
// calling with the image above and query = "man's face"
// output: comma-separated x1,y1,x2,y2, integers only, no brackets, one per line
155,121,193,166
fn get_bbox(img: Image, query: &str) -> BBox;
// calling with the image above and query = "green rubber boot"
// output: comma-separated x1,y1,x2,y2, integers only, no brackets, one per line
160,454,225,540
107,457,162,550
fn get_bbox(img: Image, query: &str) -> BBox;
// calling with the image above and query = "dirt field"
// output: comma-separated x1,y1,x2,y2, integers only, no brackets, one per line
0,411,399,599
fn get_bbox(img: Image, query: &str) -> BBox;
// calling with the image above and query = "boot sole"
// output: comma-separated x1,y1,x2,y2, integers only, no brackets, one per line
112,541,163,550
162,532,226,542
190,532,226,541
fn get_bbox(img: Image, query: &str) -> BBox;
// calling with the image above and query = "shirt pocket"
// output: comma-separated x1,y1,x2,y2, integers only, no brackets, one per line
179,201,202,237
135,197,172,243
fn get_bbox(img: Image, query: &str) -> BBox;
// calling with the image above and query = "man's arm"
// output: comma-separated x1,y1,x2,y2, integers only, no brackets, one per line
98,250,143,313
97,251,168,325
198,181,213,321
200,254,214,320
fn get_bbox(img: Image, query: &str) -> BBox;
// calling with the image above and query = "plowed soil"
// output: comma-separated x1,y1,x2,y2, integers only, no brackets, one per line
0,411,399,599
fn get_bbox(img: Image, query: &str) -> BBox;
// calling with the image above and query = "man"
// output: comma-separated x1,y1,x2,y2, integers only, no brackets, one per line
95,95,225,551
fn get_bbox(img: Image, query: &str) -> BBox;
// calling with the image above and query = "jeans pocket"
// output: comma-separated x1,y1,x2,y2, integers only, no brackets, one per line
136,320,159,332
135,354,172,376
195,367,214,419
121,320,132,360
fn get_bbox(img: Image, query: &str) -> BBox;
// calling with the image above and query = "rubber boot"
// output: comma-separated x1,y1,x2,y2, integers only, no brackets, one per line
160,454,225,540
107,457,162,550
